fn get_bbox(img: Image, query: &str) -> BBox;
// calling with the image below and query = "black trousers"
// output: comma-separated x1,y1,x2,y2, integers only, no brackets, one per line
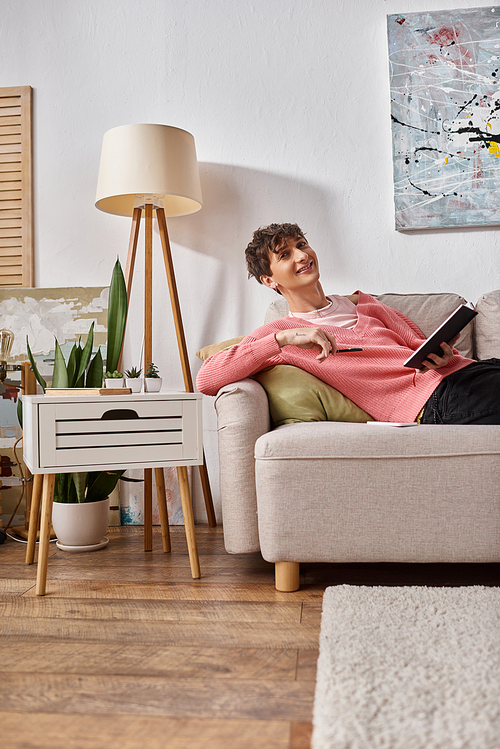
420,359,500,425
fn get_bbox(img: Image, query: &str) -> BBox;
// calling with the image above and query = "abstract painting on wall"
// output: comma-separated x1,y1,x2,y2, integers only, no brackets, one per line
388,6,500,230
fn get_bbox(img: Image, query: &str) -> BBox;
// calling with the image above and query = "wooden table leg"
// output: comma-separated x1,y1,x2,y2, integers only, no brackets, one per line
144,468,153,551
25,473,43,564
154,467,171,553
198,453,216,527
36,474,55,596
177,466,200,579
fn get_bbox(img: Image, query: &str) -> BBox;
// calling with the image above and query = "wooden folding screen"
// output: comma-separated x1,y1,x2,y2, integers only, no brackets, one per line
0,86,33,288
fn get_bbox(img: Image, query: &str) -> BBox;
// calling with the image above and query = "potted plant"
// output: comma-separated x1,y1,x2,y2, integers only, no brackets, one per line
22,258,138,551
105,369,124,388
124,366,142,392
144,362,162,392
50,472,119,550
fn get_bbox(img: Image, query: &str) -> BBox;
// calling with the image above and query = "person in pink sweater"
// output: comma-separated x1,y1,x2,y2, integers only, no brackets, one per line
197,223,500,424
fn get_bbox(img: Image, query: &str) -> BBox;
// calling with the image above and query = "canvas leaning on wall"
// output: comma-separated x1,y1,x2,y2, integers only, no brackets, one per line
0,287,186,528
0,287,108,528
388,6,500,230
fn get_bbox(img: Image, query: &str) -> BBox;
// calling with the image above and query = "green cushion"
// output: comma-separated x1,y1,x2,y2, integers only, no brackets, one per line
196,337,244,361
253,365,374,427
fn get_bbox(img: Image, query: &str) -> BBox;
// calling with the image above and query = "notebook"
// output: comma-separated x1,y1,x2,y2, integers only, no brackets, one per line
403,302,477,370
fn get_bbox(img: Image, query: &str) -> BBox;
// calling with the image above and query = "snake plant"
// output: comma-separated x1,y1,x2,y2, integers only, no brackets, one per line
24,258,133,502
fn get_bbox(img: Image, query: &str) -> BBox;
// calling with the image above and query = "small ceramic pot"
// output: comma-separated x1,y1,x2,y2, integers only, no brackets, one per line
125,377,142,392
105,378,124,388
52,497,110,550
145,377,162,392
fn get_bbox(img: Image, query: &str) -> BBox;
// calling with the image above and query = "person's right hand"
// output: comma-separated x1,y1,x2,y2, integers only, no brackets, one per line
275,327,337,361
419,334,460,373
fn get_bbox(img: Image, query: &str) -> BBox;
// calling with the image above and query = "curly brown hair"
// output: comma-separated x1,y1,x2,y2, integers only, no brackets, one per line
245,223,305,291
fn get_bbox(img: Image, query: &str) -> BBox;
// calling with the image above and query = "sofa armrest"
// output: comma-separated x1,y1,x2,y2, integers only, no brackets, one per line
214,378,271,553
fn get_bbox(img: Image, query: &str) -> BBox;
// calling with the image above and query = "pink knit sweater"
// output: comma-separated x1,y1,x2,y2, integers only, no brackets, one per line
196,292,474,422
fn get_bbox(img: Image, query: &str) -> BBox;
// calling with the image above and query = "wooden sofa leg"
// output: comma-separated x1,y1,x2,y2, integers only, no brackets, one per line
275,562,300,592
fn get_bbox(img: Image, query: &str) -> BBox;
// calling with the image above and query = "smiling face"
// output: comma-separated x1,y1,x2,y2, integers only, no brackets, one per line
260,235,321,295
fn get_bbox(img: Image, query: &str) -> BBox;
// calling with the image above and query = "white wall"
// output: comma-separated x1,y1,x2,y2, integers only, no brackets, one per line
3,0,499,519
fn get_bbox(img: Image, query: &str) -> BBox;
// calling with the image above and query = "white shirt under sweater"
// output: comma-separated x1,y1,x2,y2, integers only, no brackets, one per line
288,295,358,328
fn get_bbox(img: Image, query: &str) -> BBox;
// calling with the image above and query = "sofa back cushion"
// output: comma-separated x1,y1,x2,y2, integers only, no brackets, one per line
475,290,500,360
376,293,474,359
265,292,475,359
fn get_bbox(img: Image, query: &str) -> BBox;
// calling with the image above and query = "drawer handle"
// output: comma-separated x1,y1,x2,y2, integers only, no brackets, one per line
101,409,139,421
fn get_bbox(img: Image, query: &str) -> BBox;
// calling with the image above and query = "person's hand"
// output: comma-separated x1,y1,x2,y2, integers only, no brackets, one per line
419,334,460,373
275,327,337,361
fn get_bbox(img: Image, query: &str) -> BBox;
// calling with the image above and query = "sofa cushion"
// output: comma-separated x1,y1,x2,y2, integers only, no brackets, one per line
376,293,474,359
196,337,244,361
265,292,475,359
265,297,290,323
255,422,500,564
253,365,373,426
475,289,500,360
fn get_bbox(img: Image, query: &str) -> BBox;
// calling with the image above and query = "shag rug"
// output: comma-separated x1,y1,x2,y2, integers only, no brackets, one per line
312,585,500,749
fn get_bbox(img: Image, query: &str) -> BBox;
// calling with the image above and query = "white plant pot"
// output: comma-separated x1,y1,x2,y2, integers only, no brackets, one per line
145,377,162,392
125,378,142,392
52,497,110,551
105,378,124,388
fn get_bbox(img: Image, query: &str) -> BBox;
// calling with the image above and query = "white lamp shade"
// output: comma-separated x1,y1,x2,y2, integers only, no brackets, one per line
95,124,203,217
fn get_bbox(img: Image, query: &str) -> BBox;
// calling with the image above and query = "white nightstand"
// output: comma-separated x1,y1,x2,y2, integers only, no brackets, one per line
22,392,204,595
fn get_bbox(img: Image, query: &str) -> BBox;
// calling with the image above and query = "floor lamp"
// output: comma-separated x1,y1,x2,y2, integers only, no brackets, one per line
95,124,216,551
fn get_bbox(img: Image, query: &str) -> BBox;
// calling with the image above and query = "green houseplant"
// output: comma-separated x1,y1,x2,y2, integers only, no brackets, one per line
125,366,142,392
25,258,131,507
125,366,142,378
105,369,124,388
145,362,160,378
144,362,162,392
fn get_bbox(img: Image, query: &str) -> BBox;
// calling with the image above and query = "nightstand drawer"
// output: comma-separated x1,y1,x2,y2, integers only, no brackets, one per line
47,399,184,421
22,393,203,473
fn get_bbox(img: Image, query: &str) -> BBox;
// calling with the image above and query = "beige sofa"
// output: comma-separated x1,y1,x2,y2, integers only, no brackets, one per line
213,291,500,590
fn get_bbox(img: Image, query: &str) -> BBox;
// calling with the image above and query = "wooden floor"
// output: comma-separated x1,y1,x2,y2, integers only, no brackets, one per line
0,525,498,749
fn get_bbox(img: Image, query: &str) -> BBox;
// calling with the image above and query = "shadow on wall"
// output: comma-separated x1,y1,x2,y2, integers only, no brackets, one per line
168,161,337,258
165,162,339,347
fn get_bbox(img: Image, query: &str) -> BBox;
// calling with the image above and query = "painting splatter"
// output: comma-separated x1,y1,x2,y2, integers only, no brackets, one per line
388,6,500,229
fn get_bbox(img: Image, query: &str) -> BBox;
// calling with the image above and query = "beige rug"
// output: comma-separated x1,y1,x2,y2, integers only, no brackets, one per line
312,585,500,749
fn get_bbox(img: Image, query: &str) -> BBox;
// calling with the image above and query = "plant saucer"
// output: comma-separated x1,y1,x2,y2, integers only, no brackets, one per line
56,537,109,553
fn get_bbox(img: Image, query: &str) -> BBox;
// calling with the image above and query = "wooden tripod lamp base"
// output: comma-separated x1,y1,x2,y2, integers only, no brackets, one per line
124,203,216,539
